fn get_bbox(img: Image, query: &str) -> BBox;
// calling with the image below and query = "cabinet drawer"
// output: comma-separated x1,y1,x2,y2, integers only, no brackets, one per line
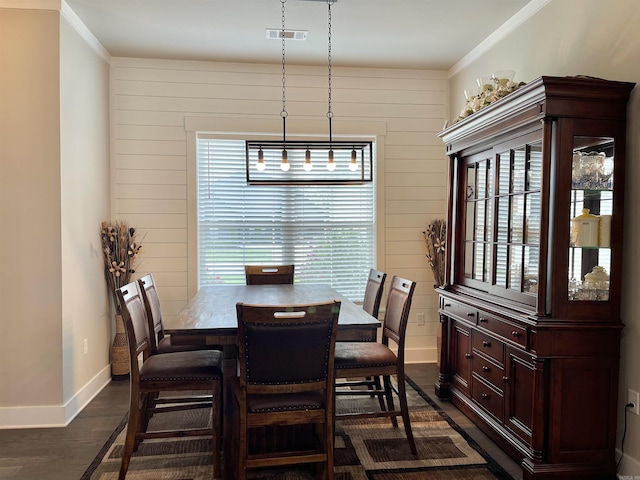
441,298,477,323
477,310,527,348
472,355,505,392
473,331,505,364
472,377,504,422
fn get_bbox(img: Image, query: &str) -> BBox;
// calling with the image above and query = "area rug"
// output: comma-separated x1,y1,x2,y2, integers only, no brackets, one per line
81,377,514,479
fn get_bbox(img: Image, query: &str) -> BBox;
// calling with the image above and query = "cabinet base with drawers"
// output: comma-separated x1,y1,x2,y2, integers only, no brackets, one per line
436,291,622,480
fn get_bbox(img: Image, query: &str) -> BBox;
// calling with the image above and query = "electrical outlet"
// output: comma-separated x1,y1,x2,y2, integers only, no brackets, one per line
628,389,639,415
416,313,425,326
83,338,89,355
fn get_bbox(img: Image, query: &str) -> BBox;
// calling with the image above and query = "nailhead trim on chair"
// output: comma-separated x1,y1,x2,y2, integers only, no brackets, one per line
141,375,221,382
337,361,396,369
251,405,322,413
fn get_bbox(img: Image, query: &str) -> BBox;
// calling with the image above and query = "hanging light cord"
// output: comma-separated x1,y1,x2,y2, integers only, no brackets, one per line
281,0,288,143
327,0,334,145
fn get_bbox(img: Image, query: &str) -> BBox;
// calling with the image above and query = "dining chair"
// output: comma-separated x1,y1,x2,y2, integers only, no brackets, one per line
334,275,418,455
138,273,218,354
244,264,295,285
115,281,223,479
229,300,341,480
362,268,387,319
336,268,387,400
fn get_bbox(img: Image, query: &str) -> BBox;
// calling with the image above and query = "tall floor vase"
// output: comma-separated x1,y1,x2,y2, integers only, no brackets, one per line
111,313,130,379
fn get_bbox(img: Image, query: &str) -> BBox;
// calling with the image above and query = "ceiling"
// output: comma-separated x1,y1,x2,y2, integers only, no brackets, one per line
64,0,532,70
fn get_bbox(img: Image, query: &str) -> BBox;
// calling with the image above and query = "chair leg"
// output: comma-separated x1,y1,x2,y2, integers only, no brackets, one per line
383,375,398,428
396,372,417,456
119,395,141,480
325,417,334,480
237,411,248,480
212,380,221,478
373,375,386,411
137,392,152,450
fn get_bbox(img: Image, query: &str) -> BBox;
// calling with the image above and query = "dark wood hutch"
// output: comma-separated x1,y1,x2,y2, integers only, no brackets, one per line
435,76,635,479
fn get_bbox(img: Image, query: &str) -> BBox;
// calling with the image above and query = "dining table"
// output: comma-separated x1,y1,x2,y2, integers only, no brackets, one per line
163,282,381,465
164,283,380,348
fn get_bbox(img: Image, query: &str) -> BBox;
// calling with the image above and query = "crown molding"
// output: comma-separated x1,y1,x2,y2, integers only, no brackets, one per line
0,0,110,63
60,0,111,62
448,0,552,77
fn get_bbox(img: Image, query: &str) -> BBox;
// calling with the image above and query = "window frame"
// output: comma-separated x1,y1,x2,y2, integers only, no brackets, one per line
185,116,387,300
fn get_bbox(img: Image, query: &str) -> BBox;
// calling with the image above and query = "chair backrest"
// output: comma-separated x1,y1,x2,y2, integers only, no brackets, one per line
244,264,295,285
137,273,164,354
235,301,341,395
382,276,416,357
116,281,152,382
362,269,386,318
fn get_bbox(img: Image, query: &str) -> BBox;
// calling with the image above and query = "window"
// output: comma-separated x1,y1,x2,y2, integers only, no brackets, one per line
197,137,376,301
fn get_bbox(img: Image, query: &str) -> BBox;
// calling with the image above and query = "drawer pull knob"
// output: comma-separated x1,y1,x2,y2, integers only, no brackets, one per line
444,303,452,307
467,312,475,317
482,340,490,347
481,393,489,399
465,353,472,359
482,365,489,372
503,376,509,382
479,317,488,323
512,331,520,337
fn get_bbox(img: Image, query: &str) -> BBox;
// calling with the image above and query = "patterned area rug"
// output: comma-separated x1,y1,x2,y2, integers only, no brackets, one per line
82,377,514,479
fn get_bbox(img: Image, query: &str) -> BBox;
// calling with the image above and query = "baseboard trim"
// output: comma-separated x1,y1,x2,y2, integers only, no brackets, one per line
616,449,640,478
0,365,112,429
405,346,436,364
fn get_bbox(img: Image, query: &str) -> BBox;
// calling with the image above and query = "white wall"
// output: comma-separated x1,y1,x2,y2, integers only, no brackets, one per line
447,0,640,475
59,13,111,405
110,58,449,363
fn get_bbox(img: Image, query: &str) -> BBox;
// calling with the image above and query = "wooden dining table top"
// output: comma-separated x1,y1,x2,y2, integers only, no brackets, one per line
164,283,380,337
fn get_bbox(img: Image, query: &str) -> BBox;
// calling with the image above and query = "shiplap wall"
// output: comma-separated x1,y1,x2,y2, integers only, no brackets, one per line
111,57,448,362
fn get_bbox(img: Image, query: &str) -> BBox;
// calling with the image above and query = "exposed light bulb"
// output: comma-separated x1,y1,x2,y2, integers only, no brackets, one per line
303,149,313,171
280,149,290,172
327,149,336,171
349,149,358,171
256,148,266,171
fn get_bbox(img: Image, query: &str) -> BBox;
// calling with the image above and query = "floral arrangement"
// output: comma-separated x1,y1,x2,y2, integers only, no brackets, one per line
100,221,143,312
456,75,526,122
423,219,446,287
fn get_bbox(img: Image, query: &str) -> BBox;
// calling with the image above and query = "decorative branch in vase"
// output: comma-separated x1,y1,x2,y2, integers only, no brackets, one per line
423,219,446,288
100,220,143,378
100,221,143,309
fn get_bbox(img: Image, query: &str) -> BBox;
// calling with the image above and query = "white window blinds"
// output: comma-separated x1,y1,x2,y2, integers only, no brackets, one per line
197,138,376,301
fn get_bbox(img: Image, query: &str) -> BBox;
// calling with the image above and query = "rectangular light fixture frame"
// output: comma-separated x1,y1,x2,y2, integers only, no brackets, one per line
246,140,373,185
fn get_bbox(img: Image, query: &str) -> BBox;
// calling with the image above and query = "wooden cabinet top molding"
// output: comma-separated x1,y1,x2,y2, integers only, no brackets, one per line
439,76,635,156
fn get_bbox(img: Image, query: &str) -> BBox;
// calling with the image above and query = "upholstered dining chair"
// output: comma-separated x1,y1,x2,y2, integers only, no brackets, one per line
336,268,387,399
362,268,387,319
244,264,295,285
138,273,217,354
334,275,418,456
115,281,223,479
229,300,341,480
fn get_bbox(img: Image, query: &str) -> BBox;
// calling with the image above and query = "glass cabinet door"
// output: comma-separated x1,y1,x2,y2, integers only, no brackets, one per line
568,136,614,301
460,135,542,306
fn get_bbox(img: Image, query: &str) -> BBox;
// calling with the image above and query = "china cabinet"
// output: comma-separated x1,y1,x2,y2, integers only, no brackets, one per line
436,76,634,479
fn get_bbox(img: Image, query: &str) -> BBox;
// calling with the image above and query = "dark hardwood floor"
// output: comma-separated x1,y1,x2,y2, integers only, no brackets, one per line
0,363,523,479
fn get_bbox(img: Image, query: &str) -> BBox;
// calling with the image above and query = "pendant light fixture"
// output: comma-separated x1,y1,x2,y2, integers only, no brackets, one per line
246,0,372,185
326,0,335,172
279,0,290,172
